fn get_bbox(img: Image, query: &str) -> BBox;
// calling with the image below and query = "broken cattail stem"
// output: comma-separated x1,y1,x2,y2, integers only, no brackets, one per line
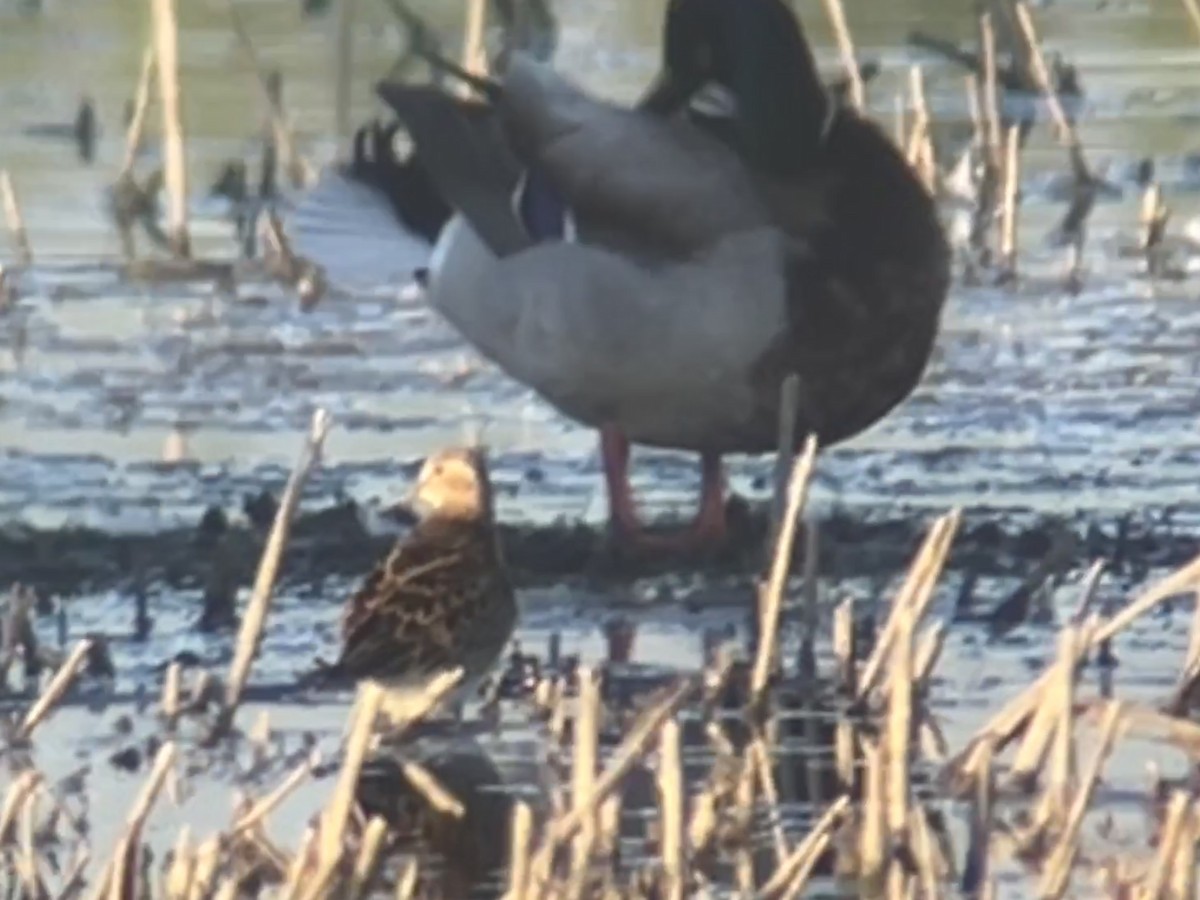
334,0,356,140
312,684,384,884
979,13,1002,166
884,603,915,844
120,46,157,179
533,678,694,883
752,437,818,702
508,801,534,900
17,639,93,741
460,0,489,95
347,817,389,900
211,408,331,741
819,0,864,111
1013,3,1081,155
1182,0,1200,40
952,552,1200,783
758,795,850,899
161,661,181,729
150,0,190,258
959,738,994,896
1143,791,1190,898
232,751,320,835
799,518,819,681
571,666,600,873
1045,625,1079,822
400,758,465,818
768,374,801,557
0,171,32,265
859,740,887,887
857,510,960,702
91,742,177,900
999,125,1021,272
658,719,685,900
1038,700,1122,899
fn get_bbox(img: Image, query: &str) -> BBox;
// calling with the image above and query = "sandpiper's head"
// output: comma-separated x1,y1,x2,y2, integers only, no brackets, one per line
409,446,493,522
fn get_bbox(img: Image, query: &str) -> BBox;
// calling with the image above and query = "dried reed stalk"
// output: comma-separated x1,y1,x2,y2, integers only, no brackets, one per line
953,552,1200,782
0,171,32,265
857,510,960,702
1144,791,1190,897
120,46,157,179
1038,700,1122,898
571,666,601,875
1182,0,1200,39
529,680,694,891
658,719,685,900
960,738,993,896
751,436,818,702
210,408,331,741
400,757,464,818
150,0,189,257
819,0,864,111
305,683,384,898
884,601,915,845
859,740,887,887
508,801,534,900
999,125,1021,270
347,816,388,900
798,517,819,680
979,13,1002,165
758,795,850,900
91,742,177,900
16,639,93,741
768,374,801,556
460,0,489,94
232,751,320,835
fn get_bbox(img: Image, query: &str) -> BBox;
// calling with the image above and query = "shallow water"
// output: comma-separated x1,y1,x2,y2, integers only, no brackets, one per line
3,0,1200,896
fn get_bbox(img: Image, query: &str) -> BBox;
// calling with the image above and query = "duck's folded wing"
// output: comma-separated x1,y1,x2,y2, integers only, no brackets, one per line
499,56,771,257
375,83,530,257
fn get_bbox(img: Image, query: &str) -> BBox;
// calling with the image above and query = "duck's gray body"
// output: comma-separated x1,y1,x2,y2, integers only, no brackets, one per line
408,58,803,453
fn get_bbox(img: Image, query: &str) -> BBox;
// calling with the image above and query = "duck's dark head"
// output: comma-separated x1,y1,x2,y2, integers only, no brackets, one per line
640,0,833,176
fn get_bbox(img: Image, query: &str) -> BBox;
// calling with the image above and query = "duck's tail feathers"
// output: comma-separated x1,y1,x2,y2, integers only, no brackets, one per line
374,83,531,257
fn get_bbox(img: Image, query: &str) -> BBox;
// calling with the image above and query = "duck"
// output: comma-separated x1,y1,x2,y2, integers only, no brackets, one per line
307,446,516,719
365,0,949,555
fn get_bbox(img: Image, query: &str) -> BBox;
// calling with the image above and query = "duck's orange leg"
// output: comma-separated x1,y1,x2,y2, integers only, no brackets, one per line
599,426,728,554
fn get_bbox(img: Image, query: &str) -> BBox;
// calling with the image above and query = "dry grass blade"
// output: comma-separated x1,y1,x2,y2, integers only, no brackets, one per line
571,665,600,874
211,408,331,741
1143,791,1190,897
460,0,489,89
884,602,915,843
752,436,818,701
1183,0,1200,40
